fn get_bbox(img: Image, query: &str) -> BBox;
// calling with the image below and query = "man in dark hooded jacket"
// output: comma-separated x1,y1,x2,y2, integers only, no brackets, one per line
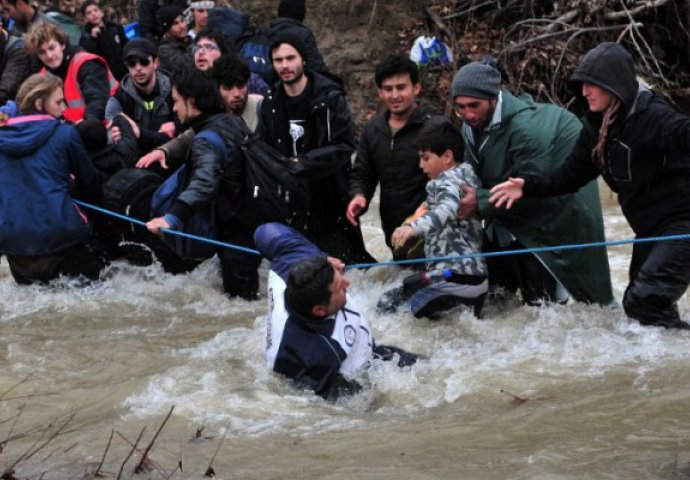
267,0,328,74
257,33,373,265
490,42,690,329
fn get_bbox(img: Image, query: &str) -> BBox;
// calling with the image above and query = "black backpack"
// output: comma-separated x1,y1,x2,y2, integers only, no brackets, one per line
102,168,163,240
100,168,200,273
236,27,273,83
230,132,310,233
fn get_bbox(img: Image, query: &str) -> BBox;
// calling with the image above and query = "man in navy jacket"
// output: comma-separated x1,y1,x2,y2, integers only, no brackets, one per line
255,222,416,400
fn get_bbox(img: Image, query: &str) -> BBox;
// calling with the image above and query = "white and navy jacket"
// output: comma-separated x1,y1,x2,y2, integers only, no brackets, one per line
254,223,373,398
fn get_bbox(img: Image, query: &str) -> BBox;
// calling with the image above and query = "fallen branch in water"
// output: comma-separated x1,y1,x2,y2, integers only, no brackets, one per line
0,376,32,403
116,426,146,480
135,406,175,474
91,429,114,478
500,388,529,406
204,423,230,478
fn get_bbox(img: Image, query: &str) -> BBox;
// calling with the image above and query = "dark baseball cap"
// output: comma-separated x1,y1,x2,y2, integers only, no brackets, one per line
123,38,158,60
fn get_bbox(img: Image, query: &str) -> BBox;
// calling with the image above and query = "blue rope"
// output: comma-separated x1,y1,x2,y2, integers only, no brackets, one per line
345,232,690,270
74,200,690,270
74,200,262,255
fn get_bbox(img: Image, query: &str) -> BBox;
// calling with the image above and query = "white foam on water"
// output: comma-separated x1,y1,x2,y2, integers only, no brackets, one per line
115,261,690,438
6,211,690,449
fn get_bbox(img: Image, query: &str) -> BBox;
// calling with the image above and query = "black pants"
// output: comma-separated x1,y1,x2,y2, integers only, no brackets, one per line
7,243,101,285
485,237,559,306
309,219,377,266
623,223,690,329
218,223,262,300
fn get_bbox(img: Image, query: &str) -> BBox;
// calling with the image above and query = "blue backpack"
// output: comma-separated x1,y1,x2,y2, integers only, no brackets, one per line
150,130,227,260
207,7,248,44
237,28,273,83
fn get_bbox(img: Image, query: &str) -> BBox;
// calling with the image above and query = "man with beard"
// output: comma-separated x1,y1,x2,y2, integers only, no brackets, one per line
452,60,613,307
211,54,262,132
267,0,328,74
257,33,373,265
346,54,438,259
144,66,255,299
106,37,177,161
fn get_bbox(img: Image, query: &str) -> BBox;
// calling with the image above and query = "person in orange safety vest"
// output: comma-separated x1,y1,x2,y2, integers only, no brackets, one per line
25,21,117,123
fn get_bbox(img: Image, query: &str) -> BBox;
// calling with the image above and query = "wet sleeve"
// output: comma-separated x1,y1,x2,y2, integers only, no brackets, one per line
254,223,323,279
523,128,601,197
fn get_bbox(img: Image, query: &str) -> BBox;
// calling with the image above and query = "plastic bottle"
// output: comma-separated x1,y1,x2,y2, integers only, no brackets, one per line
402,268,453,295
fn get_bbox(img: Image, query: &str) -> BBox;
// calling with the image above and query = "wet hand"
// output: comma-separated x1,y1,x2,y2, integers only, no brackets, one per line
489,177,525,209
158,122,176,139
136,149,168,169
346,195,367,226
146,216,170,235
391,225,416,250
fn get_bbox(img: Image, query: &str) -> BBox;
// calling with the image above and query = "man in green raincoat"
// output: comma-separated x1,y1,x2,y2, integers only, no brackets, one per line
452,60,613,306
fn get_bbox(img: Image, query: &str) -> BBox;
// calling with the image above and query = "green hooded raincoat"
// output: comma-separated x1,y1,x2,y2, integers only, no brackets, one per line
462,91,614,305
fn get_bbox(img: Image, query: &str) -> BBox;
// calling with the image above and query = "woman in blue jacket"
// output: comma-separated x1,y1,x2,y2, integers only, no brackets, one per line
0,73,101,284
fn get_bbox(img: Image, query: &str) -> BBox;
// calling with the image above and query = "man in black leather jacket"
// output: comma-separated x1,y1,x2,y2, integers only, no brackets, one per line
145,67,254,299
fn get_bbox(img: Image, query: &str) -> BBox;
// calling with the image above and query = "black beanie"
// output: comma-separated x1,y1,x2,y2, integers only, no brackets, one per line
157,5,184,35
270,32,308,62
278,0,306,21
75,118,108,153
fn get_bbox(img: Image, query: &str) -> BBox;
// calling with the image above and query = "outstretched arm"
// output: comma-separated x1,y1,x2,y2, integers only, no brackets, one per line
254,223,324,280
489,177,525,209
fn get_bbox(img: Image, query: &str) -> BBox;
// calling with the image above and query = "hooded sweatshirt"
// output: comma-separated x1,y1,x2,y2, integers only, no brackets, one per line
524,42,690,237
0,115,100,256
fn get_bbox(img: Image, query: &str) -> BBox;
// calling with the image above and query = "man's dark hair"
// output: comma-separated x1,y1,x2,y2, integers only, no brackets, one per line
79,0,99,17
211,54,250,88
286,256,334,317
374,54,419,88
415,116,464,161
171,66,223,114
194,28,233,55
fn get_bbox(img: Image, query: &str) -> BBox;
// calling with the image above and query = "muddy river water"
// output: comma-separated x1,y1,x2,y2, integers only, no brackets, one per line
2,183,690,479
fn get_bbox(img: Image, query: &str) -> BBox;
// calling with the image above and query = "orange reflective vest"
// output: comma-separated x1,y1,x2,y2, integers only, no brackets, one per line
41,51,118,123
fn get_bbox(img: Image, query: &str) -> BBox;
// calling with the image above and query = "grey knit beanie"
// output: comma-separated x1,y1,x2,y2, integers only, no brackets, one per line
451,61,501,99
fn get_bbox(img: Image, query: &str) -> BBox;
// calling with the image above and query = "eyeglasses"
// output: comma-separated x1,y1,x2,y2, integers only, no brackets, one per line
192,43,220,54
125,57,151,68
